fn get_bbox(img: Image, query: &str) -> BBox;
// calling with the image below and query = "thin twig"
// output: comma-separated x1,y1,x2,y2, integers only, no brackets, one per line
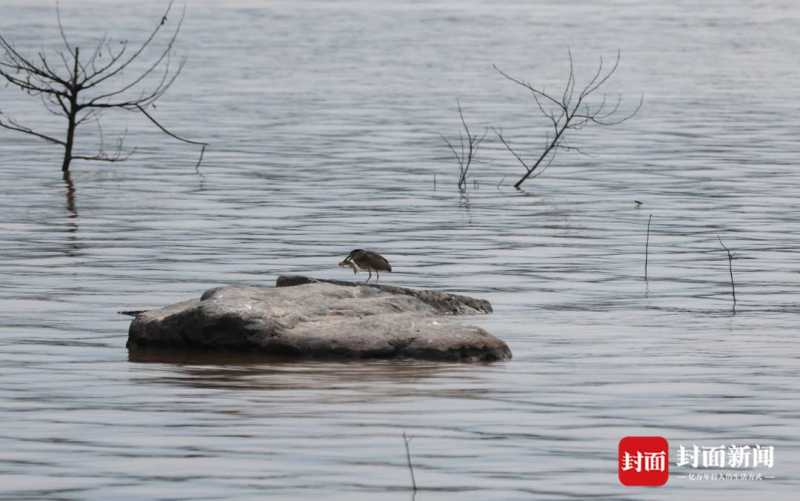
717,236,736,313
441,100,486,192
136,104,208,171
644,214,652,281
402,432,417,492
0,114,66,145
55,2,73,54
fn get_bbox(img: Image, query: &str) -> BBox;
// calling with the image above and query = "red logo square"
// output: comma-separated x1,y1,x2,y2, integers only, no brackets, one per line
618,436,669,486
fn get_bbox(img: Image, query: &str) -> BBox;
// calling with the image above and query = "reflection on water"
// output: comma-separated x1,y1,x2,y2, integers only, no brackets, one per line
1,0,800,499
130,352,469,392
62,171,77,218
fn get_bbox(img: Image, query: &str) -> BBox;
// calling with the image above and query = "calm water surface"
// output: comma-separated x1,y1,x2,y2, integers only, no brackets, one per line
1,1,799,499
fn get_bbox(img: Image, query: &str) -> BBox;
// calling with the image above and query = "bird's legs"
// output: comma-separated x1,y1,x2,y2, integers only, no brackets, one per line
376,270,380,282
366,270,373,283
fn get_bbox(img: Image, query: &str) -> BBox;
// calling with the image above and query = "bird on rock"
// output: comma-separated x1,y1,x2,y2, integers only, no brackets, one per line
338,249,392,282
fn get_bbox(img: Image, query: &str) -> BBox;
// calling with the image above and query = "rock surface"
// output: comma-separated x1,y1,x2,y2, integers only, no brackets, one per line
127,276,511,362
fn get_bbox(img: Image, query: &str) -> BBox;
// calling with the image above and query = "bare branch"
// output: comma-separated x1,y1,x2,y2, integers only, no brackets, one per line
717,235,737,313
562,49,575,108
73,123,136,163
440,134,463,170
583,50,621,98
81,56,186,110
0,70,65,96
72,151,134,162
494,64,565,110
575,93,643,126
528,145,558,180
81,1,179,89
441,100,485,191
55,94,69,115
85,40,129,83
136,104,208,169
402,432,417,493
37,52,65,83
494,50,641,188
581,54,605,99
87,33,108,73
55,1,73,54
75,108,100,126
0,34,59,83
0,114,65,146
39,93,67,117
644,214,652,281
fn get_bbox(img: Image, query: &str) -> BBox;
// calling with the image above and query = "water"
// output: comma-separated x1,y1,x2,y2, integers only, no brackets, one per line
1,0,799,499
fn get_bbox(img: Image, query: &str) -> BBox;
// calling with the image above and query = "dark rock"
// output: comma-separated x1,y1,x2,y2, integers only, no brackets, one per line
127,277,511,362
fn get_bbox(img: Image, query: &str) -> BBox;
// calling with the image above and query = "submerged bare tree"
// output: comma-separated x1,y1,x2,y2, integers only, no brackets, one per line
0,1,205,172
441,100,487,191
494,51,642,189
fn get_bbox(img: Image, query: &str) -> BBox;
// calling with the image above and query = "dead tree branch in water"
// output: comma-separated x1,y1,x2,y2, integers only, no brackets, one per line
717,236,736,313
494,51,642,188
402,431,417,492
136,104,207,172
0,1,205,172
644,214,652,281
441,100,486,192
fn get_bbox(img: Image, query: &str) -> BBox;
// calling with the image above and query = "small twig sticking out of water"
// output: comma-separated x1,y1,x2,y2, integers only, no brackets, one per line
441,100,487,192
717,236,736,314
402,432,417,492
644,214,652,281
433,174,437,191
136,104,208,176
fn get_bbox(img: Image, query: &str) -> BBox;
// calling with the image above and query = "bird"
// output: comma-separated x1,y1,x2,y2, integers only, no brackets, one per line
338,249,392,282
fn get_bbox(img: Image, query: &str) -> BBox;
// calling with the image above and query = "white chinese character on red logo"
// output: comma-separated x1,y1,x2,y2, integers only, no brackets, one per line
622,450,666,472
644,451,666,472
622,451,642,472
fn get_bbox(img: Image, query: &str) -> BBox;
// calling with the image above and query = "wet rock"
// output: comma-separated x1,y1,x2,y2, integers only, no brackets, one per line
126,276,511,362
274,275,493,314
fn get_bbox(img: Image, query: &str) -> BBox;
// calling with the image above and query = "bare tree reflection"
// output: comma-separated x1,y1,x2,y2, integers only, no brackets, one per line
61,169,82,256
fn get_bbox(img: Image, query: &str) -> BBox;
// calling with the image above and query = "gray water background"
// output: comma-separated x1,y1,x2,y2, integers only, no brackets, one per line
1,0,799,499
